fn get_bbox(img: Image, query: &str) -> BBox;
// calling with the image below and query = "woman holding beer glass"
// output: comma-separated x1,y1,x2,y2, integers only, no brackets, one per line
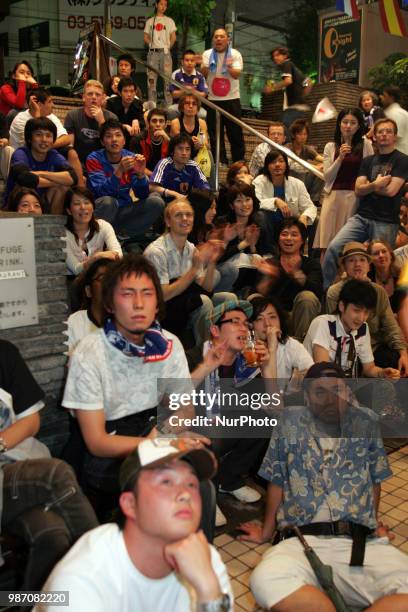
249,295,313,380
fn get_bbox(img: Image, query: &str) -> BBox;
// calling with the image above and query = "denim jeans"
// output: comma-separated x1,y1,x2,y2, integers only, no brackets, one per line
2,458,98,591
147,50,173,105
322,214,399,289
95,193,165,239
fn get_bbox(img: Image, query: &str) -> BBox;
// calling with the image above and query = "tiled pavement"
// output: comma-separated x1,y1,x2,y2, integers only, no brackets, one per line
214,444,408,612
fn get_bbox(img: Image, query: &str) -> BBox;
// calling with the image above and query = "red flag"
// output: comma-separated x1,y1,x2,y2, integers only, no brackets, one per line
379,0,408,37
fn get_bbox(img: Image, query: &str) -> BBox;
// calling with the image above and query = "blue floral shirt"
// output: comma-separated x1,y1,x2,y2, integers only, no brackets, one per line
259,405,392,529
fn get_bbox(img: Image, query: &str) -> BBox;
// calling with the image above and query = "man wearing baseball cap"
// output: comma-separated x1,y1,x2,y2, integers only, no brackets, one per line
239,362,408,611
326,242,408,374
37,439,232,612
187,299,274,525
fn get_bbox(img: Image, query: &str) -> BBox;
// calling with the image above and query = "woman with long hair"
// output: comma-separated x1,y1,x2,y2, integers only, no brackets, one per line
7,187,43,215
66,257,115,354
214,182,261,291
169,92,215,188
0,61,38,116
170,93,209,147
249,295,313,380
188,188,217,245
217,160,253,216
313,108,374,259
287,118,324,203
253,149,317,254
64,186,122,276
367,239,401,312
104,75,120,98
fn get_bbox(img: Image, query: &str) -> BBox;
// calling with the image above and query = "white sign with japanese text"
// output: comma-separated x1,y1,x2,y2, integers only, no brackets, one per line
58,0,156,49
0,218,39,330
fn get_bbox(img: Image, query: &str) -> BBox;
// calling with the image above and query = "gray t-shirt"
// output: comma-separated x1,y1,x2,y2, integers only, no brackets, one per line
64,107,117,164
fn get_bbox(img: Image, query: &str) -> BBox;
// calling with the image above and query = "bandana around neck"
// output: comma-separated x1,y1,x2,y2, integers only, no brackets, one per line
104,317,172,362
208,45,232,74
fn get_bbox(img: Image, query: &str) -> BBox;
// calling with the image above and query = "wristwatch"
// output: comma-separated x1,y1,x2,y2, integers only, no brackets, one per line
197,594,231,612
0,438,8,453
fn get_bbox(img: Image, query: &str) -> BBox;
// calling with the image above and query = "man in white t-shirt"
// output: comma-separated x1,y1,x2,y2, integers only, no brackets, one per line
304,278,400,379
9,88,84,186
381,86,408,155
144,0,177,105
37,439,233,612
200,29,245,164
62,254,194,501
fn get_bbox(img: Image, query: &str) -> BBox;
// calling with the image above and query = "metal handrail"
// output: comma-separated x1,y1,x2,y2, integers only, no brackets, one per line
98,33,324,190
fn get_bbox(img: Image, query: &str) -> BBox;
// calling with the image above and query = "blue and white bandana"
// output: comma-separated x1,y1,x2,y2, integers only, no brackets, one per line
104,317,172,362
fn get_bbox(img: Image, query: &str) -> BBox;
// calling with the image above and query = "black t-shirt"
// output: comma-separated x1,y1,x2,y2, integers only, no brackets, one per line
357,150,408,224
280,60,306,107
0,112,8,139
266,255,323,311
106,96,145,148
0,340,44,419
64,108,118,164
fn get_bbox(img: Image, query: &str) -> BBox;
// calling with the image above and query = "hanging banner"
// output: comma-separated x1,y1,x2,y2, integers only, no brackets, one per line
319,12,361,84
58,0,155,49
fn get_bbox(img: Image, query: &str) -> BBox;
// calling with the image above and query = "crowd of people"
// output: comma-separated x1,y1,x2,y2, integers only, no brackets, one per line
1,11,408,611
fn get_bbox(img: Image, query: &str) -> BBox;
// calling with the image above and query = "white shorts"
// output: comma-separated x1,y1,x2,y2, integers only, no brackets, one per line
250,535,408,610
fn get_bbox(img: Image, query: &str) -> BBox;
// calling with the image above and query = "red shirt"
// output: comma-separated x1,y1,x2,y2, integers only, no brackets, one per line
0,80,38,115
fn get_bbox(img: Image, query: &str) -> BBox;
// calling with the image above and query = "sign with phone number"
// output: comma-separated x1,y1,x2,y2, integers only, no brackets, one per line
58,0,155,48
67,15,146,30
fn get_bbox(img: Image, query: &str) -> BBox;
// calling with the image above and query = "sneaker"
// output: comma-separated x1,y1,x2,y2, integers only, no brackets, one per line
219,485,261,503
215,504,227,527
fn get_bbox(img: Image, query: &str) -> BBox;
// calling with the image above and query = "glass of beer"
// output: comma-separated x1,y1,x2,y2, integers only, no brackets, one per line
243,330,261,368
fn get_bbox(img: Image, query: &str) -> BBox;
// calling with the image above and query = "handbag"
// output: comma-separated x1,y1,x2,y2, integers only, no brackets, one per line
195,146,212,178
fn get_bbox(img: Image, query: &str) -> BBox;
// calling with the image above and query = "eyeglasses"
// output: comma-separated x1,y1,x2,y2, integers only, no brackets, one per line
218,318,250,328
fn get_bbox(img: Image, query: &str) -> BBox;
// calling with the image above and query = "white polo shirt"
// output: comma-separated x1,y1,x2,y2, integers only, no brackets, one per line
303,314,374,376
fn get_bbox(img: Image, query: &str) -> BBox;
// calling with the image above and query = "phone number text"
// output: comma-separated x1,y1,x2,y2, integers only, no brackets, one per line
67,15,146,29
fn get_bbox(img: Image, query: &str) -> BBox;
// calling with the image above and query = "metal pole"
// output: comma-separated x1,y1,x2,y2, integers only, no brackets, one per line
97,33,324,180
95,30,100,82
215,110,221,192
104,0,112,38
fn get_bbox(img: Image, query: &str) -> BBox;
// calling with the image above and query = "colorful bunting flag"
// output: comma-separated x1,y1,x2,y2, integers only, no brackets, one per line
379,0,408,37
335,0,360,20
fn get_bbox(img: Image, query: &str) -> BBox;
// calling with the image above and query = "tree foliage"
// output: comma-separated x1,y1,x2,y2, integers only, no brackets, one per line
166,0,216,52
284,0,332,75
368,53,408,91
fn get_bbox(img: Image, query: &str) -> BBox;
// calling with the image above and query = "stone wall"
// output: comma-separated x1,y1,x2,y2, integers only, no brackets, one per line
0,212,69,455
